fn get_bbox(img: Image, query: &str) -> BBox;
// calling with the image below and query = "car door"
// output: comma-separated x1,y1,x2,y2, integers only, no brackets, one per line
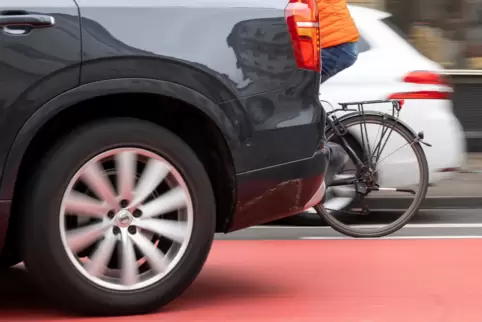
0,0,81,185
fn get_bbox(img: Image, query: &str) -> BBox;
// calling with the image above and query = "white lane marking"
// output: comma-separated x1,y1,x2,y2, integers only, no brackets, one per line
305,207,481,214
300,235,482,240
254,223,482,229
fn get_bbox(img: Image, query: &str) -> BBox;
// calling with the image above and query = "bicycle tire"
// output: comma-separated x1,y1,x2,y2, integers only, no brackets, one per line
315,114,429,238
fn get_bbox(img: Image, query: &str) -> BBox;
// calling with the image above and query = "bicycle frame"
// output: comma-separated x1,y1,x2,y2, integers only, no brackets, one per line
326,99,404,188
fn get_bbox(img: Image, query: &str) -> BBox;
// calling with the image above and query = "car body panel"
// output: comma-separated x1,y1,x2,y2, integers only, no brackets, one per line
0,0,327,249
0,0,81,185
75,0,327,231
0,78,241,202
229,147,329,231
319,5,466,186
76,0,324,173
76,0,299,102
0,0,81,249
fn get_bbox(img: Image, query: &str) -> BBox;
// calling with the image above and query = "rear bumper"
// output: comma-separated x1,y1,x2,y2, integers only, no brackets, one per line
0,200,12,258
227,146,330,232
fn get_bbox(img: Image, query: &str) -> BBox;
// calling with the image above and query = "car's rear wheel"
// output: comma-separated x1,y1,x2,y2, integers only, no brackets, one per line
22,118,216,316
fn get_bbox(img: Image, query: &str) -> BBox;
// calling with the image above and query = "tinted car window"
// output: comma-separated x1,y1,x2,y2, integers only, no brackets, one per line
358,35,371,53
380,16,422,54
380,16,407,38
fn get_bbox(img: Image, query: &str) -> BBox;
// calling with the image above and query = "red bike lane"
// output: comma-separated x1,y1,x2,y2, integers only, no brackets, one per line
2,239,482,321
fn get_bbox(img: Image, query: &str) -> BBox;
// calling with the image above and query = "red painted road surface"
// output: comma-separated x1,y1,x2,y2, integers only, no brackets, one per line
2,239,482,321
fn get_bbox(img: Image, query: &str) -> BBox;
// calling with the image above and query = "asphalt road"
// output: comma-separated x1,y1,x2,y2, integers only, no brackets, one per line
216,208,482,240
3,207,482,321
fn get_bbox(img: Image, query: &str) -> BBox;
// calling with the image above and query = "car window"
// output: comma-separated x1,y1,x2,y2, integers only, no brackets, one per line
380,15,422,53
380,16,430,55
358,35,370,53
380,16,408,39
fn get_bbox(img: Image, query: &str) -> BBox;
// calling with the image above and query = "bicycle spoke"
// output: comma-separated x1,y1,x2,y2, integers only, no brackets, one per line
370,120,396,164
374,138,418,170
369,123,383,164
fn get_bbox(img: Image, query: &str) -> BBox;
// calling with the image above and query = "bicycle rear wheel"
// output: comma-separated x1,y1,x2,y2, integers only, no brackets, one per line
316,114,429,238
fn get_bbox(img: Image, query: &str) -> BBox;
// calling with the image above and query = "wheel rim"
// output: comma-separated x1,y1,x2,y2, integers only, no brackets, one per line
319,116,426,235
59,147,194,291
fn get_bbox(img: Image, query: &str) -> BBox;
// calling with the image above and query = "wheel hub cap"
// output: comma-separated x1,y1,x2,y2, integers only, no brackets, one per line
115,209,132,227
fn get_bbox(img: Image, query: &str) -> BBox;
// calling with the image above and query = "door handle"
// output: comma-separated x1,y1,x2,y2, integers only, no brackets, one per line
0,14,55,28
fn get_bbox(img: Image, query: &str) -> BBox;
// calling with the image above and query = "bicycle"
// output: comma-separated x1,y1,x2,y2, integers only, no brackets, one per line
315,99,431,238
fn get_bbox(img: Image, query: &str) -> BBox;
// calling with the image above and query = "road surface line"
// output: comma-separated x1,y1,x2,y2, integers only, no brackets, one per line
255,223,482,229
304,207,482,214
300,235,482,240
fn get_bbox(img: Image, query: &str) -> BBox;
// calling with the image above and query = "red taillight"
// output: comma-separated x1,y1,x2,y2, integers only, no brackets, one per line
388,71,451,100
388,91,451,100
285,0,320,72
403,70,449,85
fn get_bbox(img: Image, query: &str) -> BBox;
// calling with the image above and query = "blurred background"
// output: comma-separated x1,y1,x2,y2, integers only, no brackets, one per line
349,0,482,152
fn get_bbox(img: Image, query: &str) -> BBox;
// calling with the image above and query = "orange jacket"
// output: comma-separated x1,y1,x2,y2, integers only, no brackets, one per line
316,0,359,48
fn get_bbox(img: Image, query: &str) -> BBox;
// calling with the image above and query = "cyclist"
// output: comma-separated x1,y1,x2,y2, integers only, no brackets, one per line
317,0,360,84
317,0,360,185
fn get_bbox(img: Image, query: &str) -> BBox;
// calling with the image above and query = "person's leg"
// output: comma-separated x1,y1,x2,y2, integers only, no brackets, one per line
320,41,359,84
324,141,349,186
320,45,340,83
320,42,359,188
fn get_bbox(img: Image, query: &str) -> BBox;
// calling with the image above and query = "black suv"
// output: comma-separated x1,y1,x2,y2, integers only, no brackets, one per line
0,0,328,316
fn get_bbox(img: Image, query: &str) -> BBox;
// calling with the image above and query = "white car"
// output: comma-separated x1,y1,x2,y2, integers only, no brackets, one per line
318,5,466,211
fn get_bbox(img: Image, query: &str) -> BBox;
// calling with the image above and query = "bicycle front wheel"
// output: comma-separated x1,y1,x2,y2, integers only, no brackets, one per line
316,114,429,238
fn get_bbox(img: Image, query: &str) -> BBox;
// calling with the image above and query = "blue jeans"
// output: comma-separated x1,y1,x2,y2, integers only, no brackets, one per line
321,41,358,84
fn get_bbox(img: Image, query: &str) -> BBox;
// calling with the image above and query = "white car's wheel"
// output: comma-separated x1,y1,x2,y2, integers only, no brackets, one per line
22,118,215,316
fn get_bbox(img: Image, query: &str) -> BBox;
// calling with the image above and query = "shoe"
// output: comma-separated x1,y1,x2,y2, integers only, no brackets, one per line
325,142,349,187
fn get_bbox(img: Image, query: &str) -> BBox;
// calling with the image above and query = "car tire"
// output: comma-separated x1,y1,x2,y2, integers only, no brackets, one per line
22,118,216,316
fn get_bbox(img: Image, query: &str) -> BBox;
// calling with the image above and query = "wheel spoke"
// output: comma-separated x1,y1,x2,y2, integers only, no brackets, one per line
138,187,187,219
81,161,118,210
116,151,137,202
85,230,117,277
136,218,187,244
60,148,194,290
129,232,167,273
375,141,415,168
66,221,112,253
64,191,110,218
120,229,138,286
131,158,170,207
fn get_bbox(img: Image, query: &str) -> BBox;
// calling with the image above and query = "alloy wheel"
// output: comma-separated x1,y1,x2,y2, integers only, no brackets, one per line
59,148,194,291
